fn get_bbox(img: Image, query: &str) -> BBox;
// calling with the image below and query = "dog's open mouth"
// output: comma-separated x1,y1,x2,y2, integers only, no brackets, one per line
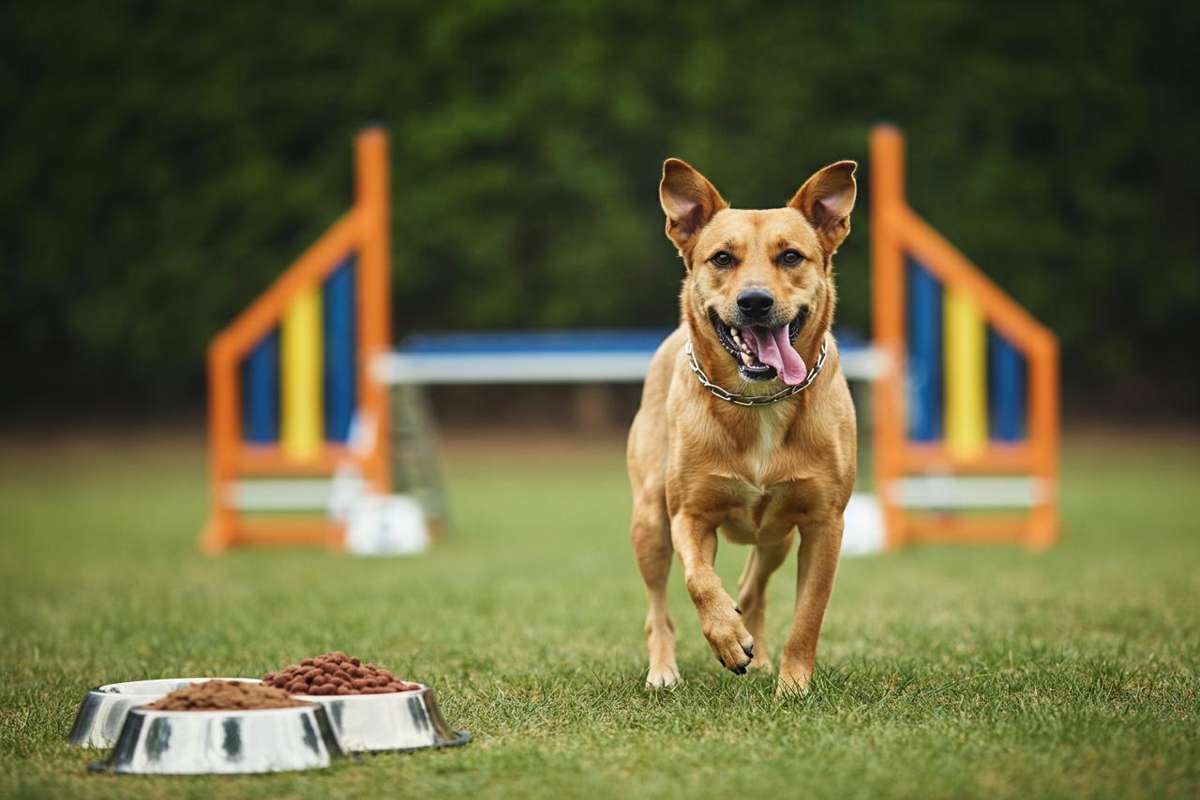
709,308,809,385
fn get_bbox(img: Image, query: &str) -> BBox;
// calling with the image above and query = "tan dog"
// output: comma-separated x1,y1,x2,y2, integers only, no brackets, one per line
627,157,858,695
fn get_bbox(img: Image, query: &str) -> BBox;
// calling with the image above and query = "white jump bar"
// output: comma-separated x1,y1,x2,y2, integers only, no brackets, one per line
231,479,334,511
374,353,653,385
889,476,1048,509
373,346,886,386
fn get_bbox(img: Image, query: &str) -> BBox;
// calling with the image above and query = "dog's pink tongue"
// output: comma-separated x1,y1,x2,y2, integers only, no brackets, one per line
745,326,808,385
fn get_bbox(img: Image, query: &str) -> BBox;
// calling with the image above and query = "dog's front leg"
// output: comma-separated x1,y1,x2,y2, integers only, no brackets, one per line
777,513,844,695
671,512,755,674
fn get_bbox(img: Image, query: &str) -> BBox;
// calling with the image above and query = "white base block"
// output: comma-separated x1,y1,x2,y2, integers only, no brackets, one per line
345,494,430,557
841,493,886,557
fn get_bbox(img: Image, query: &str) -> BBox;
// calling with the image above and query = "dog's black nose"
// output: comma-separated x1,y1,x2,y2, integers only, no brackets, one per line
736,289,774,320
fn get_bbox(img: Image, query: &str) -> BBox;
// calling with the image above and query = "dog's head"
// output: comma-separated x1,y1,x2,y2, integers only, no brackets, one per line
660,158,856,386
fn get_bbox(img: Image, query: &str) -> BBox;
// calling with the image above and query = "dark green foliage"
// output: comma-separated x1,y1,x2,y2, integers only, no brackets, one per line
2,1,1196,410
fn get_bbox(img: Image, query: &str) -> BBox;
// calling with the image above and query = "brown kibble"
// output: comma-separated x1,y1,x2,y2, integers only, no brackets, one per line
264,654,417,695
145,681,305,711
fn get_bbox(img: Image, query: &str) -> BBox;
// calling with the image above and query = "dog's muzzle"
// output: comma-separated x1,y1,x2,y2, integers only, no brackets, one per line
708,307,809,383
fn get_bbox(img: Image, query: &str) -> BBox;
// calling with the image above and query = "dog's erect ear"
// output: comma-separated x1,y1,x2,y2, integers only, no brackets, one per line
789,161,857,254
660,158,728,258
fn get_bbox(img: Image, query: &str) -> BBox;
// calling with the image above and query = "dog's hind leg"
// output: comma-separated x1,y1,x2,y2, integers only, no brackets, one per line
632,489,679,689
736,532,795,672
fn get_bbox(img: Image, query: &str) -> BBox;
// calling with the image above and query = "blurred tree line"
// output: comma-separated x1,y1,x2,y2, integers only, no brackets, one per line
2,0,1196,414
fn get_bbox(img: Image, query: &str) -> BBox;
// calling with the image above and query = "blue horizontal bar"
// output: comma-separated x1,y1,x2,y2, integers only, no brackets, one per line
397,327,868,356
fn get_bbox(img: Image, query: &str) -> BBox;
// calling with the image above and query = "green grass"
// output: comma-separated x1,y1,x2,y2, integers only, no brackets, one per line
1,427,1198,799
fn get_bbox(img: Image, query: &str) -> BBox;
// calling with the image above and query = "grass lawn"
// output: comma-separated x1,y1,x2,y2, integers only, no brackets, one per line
1,425,1198,799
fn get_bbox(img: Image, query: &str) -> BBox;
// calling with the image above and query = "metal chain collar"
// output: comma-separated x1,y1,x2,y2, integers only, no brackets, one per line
685,336,829,407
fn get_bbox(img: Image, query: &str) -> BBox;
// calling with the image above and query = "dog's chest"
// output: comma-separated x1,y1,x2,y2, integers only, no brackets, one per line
742,402,790,484
718,405,796,543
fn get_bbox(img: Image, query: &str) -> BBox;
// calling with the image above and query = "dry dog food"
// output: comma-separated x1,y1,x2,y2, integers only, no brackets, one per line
264,651,421,695
144,680,305,711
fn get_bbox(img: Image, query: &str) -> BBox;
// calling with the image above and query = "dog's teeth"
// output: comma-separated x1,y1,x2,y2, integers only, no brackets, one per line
741,352,753,366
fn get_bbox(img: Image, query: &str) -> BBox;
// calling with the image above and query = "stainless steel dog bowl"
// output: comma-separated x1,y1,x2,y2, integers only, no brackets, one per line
68,678,261,748
297,684,468,752
93,702,344,775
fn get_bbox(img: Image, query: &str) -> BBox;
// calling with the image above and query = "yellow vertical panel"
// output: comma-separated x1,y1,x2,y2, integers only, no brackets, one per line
944,286,987,460
280,287,323,461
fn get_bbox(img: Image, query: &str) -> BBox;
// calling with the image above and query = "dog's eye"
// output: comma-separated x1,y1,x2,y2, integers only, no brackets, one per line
779,249,805,266
708,251,734,268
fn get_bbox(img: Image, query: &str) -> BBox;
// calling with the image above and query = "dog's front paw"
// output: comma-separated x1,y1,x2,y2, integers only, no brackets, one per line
645,663,681,690
700,606,755,675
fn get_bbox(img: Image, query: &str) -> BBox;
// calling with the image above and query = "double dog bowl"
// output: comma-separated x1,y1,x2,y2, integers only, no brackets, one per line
70,677,467,775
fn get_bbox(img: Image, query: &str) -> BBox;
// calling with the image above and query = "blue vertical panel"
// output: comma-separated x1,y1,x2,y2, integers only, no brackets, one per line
323,256,357,443
906,258,942,441
988,329,1025,441
243,329,279,443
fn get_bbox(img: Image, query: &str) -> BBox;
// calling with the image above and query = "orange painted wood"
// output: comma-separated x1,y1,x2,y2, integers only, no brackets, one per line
870,125,908,550
218,212,361,363
1028,336,1060,547
199,514,235,554
903,515,1034,546
231,518,345,549
869,124,1060,550
204,333,239,553
236,445,358,475
354,128,393,494
901,443,1035,474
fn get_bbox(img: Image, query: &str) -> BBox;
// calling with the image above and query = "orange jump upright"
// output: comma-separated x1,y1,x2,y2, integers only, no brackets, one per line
200,129,393,553
870,125,1060,549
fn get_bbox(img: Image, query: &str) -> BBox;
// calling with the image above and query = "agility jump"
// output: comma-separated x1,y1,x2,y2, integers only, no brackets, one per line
199,125,1059,553
200,129,392,552
870,126,1059,548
